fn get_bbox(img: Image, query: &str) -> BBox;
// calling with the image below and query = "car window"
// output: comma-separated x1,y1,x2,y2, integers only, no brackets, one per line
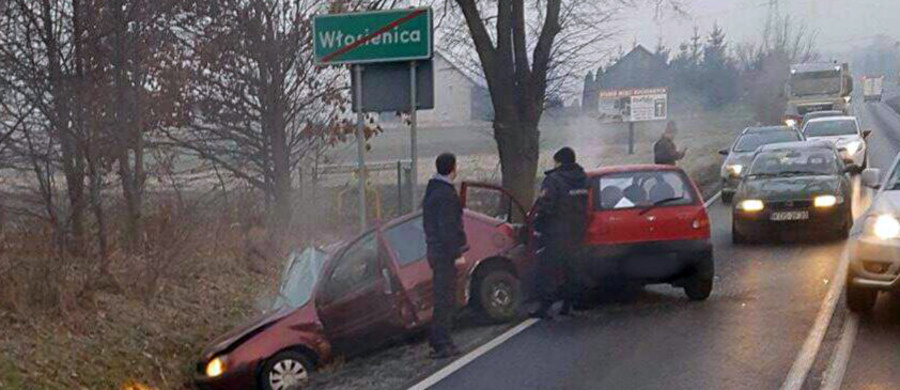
593,171,696,210
748,149,839,176
734,132,803,152
324,233,379,299
803,120,858,137
384,216,427,266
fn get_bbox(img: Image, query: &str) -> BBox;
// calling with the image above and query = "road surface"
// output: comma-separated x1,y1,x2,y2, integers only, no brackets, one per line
414,92,900,390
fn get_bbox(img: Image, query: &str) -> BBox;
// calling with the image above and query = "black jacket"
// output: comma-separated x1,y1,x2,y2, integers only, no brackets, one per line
534,163,588,250
654,136,684,165
423,177,468,261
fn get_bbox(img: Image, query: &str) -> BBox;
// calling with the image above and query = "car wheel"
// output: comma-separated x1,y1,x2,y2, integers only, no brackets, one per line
260,351,314,390
476,269,520,323
732,223,747,245
684,256,714,301
721,192,734,204
846,283,877,313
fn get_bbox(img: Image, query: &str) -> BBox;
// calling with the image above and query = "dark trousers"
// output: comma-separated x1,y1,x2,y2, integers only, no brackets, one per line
535,245,580,310
428,257,457,351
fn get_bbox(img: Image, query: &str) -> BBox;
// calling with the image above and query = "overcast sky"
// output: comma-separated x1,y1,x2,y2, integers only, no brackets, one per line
617,0,900,57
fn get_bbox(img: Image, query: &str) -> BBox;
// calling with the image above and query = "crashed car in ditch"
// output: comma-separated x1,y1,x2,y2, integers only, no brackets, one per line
194,202,532,390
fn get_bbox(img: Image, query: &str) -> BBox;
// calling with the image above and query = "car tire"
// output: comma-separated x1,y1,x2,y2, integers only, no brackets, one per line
684,256,714,301
260,350,314,390
846,283,877,313
721,192,734,204
476,269,520,323
732,223,747,245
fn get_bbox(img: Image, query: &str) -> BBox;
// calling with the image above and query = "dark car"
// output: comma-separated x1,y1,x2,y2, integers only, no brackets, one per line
195,205,532,390
719,126,804,203
732,141,854,243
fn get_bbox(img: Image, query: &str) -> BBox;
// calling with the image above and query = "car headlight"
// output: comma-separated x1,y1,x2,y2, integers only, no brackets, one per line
844,96,852,103
205,356,227,378
813,195,839,208
872,215,900,240
843,141,862,155
727,164,743,176
785,119,798,127
739,199,764,212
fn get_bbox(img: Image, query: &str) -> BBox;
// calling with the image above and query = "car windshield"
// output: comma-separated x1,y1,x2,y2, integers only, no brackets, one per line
733,131,801,152
748,149,838,176
272,247,328,310
790,70,842,96
803,120,858,137
593,171,696,210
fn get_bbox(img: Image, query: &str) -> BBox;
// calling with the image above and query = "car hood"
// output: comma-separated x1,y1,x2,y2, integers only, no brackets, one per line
200,306,297,361
805,135,861,145
739,175,841,201
725,152,754,167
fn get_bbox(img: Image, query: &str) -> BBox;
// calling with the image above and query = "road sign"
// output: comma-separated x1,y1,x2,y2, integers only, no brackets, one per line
351,60,434,112
629,93,667,122
313,8,433,65
597,87,668,123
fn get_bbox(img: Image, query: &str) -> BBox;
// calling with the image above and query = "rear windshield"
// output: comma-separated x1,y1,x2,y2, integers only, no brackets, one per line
734,131,802,152
592,171,696,210
748,149,838,176
803,120,858,137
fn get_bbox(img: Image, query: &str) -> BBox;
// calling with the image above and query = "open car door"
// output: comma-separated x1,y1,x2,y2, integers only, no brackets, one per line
460,182,534,244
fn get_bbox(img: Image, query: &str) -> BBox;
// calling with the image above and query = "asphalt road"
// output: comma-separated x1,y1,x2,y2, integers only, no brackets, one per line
419,95,900,390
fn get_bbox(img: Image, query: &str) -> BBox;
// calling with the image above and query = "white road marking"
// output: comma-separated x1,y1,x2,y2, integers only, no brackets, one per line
406,318,540,390
407,191,725,390
780,245,851,390
820,313,860,390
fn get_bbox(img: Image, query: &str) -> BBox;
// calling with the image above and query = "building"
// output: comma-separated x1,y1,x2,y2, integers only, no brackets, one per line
595,45,669,90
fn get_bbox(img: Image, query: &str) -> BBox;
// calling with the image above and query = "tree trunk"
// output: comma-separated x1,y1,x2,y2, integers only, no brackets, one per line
495,118,540,214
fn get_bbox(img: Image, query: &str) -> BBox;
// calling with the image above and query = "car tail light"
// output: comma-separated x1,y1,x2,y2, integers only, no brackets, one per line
692,214,710,230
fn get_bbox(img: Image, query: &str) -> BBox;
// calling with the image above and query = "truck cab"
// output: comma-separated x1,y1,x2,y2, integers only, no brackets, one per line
785,62,853,117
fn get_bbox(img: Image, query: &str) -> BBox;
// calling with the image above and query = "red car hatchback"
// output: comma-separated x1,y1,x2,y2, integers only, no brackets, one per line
194,208,531,390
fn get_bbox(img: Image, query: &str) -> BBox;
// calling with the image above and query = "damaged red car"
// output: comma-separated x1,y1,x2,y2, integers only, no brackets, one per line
194,187,532,390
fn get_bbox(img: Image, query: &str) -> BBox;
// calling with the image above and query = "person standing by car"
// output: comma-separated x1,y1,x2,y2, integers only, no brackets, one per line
530,147,589,319
654,121,687,165
423,152,468,359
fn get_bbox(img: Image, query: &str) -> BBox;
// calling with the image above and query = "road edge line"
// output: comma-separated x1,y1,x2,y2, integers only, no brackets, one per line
820,313,859,390
780,245,850,390
407,318,539,390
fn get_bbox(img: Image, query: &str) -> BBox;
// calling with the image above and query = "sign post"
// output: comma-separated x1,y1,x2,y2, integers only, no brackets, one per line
314,7,433,230
409,61,419,208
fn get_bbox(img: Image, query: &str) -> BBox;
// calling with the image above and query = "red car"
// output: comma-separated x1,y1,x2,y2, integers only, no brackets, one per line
194,205,531,390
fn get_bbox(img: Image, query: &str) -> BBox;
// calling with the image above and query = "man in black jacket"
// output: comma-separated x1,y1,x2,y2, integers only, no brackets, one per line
422,153,468,358
654,121,687,165
531,147,589,319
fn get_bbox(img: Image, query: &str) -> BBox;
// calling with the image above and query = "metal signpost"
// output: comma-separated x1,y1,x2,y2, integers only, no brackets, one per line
598,87,668,154
314,7,433,231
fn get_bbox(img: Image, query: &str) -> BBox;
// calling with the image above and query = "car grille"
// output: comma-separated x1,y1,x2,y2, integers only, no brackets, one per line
767,200,812,210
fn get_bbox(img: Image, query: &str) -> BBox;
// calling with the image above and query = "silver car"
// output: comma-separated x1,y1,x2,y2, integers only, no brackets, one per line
719,126,804,203
802,116,872,171
846,158,900,312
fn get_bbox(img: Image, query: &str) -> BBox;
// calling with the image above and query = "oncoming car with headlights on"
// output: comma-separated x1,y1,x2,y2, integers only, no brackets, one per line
802,116,872,171
732,141,854,244
719,126,804,203
845,158,900,312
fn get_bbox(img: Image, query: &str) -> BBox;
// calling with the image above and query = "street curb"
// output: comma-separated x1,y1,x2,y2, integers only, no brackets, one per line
820,313,859,390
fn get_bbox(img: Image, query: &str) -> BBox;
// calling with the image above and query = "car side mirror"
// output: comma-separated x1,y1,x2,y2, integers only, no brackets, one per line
863,130,872,139
718,149,729,156
862,168,882,189
381,268,393,295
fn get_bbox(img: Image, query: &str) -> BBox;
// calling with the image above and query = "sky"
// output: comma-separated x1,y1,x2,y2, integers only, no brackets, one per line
617,0,900,57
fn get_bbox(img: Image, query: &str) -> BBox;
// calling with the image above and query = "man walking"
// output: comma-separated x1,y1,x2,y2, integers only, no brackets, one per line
654,121,687,165
531,147,588,319
423,153,468,358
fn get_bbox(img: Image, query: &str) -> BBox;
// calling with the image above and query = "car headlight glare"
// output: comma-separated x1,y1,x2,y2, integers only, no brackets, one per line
727,164,743,176
739,199,764,212
844,141,861,155
814,195,838,208
873,215,900,240
785,119,798,127
205,357,227,378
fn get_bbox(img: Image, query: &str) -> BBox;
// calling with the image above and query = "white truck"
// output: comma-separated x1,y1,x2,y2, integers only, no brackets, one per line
784,63,853,123
863,75,884,102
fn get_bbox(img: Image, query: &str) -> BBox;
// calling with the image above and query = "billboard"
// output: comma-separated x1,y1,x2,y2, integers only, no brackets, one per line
597,87,667,123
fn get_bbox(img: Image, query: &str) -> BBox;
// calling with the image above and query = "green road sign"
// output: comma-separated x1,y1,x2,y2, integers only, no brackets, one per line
313,8,432,65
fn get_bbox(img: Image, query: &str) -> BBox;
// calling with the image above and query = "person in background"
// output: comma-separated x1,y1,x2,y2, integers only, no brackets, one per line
530,147,589,319
654,121,687,165
422,152,468,359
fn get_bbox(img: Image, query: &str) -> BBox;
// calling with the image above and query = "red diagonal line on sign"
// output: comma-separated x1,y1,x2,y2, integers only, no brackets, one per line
321,8,427,63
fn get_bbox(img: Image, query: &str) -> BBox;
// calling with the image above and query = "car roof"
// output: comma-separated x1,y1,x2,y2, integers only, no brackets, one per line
803,111,844,118
805,116,856,124
586,164,683,177
757,140,834,152
742,126,795,134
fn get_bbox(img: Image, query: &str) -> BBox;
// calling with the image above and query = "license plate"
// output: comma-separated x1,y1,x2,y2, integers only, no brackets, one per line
771,211,809,221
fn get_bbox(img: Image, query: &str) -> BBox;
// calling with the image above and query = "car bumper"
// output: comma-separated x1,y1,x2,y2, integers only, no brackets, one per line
733,206,846,237
848,236,900,291
579,239,712,284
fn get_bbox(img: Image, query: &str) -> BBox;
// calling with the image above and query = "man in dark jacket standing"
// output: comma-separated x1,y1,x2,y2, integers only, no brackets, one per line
422,153,468,358
531,147,589,318
654,121,687,165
